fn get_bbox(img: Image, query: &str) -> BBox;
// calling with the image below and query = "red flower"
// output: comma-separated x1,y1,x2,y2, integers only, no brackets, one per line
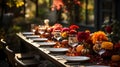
105,26,112,33
53,26,62,32
54,23,63,28
62,27,70,32
114,43,120,49
69,25,79,30
77,32,90,42
53,23,63,32
69,30,77,34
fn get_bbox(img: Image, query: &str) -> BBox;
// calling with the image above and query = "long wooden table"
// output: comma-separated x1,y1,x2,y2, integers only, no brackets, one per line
16,33,71,67
16,32,110,67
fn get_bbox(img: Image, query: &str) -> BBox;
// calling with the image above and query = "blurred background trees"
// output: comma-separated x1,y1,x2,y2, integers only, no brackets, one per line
0,0,116,45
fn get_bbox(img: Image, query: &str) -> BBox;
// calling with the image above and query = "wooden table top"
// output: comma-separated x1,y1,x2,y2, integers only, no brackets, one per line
16,32,112,67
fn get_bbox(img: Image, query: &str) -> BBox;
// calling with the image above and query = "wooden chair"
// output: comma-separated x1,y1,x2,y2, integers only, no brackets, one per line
4,46,16,67
15,55,39,67
5,46,40,67
0,39,7,60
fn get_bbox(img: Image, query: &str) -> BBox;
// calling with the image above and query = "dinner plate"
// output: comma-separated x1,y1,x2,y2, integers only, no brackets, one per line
86,65,110,67
64,56,90,62
47,48,69,52
22,32,34,35
36,42,56,46
32,38,48,42
26,35,40,38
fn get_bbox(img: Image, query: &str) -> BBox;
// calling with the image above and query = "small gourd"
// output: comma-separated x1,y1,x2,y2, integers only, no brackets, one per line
111,55,120,61
81,48,89,55
93,43,101,53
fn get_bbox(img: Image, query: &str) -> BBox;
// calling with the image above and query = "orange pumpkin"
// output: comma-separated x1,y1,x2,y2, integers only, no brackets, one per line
76,45,84,53
111,55,120,61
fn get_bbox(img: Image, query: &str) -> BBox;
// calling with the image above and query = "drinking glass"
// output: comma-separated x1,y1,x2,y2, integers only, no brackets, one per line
38,25,46,35
53,30,62,41
31,24,37,33
94,41,106,64
68,34,78,53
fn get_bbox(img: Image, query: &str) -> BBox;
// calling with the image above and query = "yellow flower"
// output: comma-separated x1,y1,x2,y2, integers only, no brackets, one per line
91,31,108,44
101,42,113,50
61,32,68,38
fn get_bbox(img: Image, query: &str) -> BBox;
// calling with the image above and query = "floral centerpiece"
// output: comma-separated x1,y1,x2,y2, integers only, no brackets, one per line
91,31,115,60
91,31,108,51
65,25,80,56
61,25,79,38
50,23,63,48
60,27,70,47
76,31,91,55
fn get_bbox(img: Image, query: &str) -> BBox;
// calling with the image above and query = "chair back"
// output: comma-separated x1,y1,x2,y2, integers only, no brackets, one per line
15,56,26,67
15,55,39,67
5,46,15,67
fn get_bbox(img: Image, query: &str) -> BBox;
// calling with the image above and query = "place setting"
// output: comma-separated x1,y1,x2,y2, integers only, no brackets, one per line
63,55,90,66
25,35,40,39
62,42,90,65
35,42,56,47
63,56,90,62
22,32,34,35
47,48,69,53
20,32,40,40
31,38,48,42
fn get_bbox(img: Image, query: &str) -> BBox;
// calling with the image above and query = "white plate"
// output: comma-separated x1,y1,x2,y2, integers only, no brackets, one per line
86,65,110,67
37,42,56,46
32,38,48,41
22,32,34,35
26,35,40,38
64,56,90,62
47,48,69,52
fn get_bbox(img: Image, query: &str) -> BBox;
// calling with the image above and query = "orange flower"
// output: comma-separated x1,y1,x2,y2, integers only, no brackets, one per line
101,41,113,50
61,32,68,38
91,31,108,44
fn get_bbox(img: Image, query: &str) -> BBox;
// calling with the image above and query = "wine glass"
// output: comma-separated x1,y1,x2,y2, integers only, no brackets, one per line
94,41,106,64
96,49,106,65
68,34,78,53
38,25,46,37
53,30,62,41
31,24,37,33
69,39,78,48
